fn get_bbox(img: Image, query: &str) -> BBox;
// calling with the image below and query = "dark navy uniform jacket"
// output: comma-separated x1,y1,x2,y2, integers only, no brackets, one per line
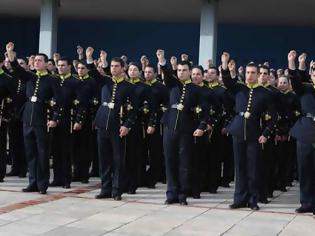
222,69,276,141
10,60,62,127
160,64,209,134
289,69,315,144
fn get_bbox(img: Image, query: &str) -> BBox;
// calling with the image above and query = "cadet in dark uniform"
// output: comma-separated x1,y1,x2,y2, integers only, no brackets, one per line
274,75,299,195
287,50,315,215
124,62,157,194
49,58,86,188
5,58,27,178
143,65,169,189
7,42,62,194
191,65,214,198
0,56,14,182
157,49,209,205
221,52,276,210
85,47,139,200
258,65,280,203
71,61,96,184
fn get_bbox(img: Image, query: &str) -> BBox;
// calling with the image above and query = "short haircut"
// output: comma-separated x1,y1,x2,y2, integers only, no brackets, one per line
246,62,259,72
278,75,289,83
111,57,124,67
77,60,87,68
18,57,29,65
192,65,204,74
177,60,192,70
259,65,270,74
36,53,49,63
58,57,72,66
128,62,141,71
144,64,156,73
208,66,219,76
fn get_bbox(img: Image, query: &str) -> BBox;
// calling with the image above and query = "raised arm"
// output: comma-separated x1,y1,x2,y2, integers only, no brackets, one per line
85,46,110,86
6,42,33,82
288,50,304,95
221,52,239,93
156,49,179,88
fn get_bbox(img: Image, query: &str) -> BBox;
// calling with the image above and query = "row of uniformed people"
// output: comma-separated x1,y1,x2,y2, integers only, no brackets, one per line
0,42,306,208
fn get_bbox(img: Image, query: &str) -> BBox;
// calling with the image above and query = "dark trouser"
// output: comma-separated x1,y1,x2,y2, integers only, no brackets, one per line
90,129,99,175
220,135,234,186
259,139,275,201
23,123,49,191
0,122,8,180
233,137,260,206
163,127,193,201
191,135,207,195
145,125,164,187
51,125,72,185
275,140,292,190
125,122,144,192
8,119,26,175
207,128,221,192
296,141,315,209
72,123,92,181
97,128,125,196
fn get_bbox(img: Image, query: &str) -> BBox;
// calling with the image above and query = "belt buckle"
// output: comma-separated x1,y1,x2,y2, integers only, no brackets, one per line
31,96,37,103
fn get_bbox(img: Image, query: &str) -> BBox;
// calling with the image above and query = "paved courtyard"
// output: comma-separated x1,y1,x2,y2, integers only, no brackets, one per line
0,175,314,236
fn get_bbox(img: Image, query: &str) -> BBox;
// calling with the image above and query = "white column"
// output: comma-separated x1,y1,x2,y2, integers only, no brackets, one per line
38,0,58,58
198,0,218,68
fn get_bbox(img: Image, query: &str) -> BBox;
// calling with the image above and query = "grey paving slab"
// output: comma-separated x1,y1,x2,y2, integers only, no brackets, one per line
223,212,295,236
0,221,60,235
279,215,315,236
40,226,106,236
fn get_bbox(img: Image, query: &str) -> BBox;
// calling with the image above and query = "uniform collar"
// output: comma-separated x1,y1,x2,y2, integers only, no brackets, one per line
246,83,260,89
208,81,219,89
261,82,270,88
145,79,157,86
196,82,204,87
79,74,89,80
36,70,48,77
112,76,125,84
129,78,141,84
280,89,290,94
181,79,192,85
60,73,71,80
0,68,4,75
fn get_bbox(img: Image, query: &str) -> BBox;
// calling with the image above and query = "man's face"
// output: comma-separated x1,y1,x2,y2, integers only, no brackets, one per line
110,61,123,77
245,66,259,84
57,60,71,75
258,68,269,85
34,55,47,71
47,61,55,71
77,63,88,77
144,67,155,81
206,68,218,82
177,64,191,81
128,65,140,79
97,63,106,76
17,59,29,71
191,68,203,85
181,54,189,61
277,77,289,91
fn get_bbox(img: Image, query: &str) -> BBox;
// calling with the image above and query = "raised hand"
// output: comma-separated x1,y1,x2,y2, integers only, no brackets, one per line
221,52,230,70
156,49,166,64
85,47,94,60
